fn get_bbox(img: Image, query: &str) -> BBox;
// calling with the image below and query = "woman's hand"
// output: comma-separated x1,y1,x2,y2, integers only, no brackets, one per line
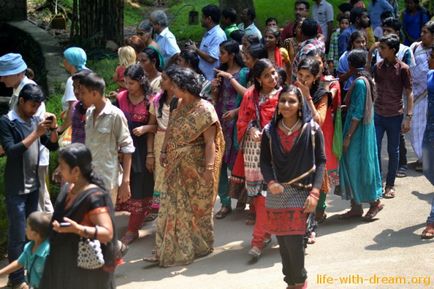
268,182,284,195
52,217,82,235
160,152,168,168
203,169,214,183
303,189,319,213
214,68,232,79
146,155,155,172
249,127,262,142
132,126,146,137
295,80,310,99
343,135,351,154
222,109,238,121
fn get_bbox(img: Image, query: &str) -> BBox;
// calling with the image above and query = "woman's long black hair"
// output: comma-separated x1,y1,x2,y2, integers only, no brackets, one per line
124,63,151,97
59,143,106,191
218,40,245,71
157,65,179,118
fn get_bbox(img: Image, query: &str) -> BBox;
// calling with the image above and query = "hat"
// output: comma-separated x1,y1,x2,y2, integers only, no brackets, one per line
0,53,28,76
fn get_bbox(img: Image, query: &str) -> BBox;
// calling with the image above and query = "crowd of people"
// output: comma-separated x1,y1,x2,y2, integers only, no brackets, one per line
0,1,433,289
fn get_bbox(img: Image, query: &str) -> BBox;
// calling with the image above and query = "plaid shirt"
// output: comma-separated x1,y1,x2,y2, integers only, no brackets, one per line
291,38,325,82
327,29,340,69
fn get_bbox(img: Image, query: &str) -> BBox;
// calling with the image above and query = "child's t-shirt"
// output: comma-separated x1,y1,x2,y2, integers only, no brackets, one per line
17,239,50,289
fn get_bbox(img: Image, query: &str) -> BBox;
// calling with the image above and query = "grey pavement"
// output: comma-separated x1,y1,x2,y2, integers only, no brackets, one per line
1,142,433,289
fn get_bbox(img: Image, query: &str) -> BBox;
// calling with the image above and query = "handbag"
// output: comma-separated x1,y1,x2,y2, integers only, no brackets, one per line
77,226,105,269
332,105,343,160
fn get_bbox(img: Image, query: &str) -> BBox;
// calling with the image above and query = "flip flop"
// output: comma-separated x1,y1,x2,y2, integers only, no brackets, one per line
421,224,434,239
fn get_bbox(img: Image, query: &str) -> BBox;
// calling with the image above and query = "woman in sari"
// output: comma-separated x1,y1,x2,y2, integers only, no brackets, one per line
260,85,325,289
339,49,383,221
138,47,163,95
237,59,281,258
264,27,291,77
155,67,224,267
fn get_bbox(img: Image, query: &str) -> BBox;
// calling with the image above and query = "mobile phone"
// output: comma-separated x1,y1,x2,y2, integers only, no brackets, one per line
59,222,71,227
46,116,54,121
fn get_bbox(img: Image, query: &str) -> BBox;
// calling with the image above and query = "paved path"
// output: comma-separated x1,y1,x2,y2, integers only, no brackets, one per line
1,148,433,289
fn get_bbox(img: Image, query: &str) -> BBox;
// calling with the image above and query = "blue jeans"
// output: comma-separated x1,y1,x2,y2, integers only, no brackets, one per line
427,197,434,225
6,190,39,284
374,113,403,187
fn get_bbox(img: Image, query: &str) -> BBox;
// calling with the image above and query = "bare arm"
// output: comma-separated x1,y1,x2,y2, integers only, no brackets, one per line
0,260,22,276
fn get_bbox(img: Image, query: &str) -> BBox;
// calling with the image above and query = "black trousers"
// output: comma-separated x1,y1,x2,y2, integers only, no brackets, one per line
276,235,307,286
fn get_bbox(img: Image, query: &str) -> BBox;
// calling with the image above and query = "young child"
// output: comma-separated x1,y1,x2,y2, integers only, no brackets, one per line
113,46,136,92
78,72,134,205
374,34,414,198
327,14,350,75
0,212,51,289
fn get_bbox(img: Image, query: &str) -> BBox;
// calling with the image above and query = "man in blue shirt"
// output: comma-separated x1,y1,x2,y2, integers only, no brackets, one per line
150,10,181,67
338,7,371,56
186,5,227,80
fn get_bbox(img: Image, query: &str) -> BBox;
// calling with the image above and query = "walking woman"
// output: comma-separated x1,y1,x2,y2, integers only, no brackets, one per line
260,85,326,289
421,47,434,239
40,143,116,289
211,40,248,219
237,59,281,258
156,67,224,267
115,64,156,245
264,27,290,74
148,69,177,225
138,47,163,95
339,49,383,220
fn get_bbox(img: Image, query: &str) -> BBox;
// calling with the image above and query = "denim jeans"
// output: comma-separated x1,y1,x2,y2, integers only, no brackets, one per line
374,113,403,187
427,197,434,225
6,190,39,284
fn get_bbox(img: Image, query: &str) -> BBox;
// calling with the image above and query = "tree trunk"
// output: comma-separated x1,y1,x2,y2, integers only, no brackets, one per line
77,0,124,48
218,0,254,17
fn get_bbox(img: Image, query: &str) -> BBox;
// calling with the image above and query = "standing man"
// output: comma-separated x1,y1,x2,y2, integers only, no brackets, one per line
281,0,320,40
238,7,262,40
221,8,239,39
312,0,334,50
373,34,414,198
0,53,59,289
0,54,53,214
150,10,180,67
187,5,227,81
338,7,371,57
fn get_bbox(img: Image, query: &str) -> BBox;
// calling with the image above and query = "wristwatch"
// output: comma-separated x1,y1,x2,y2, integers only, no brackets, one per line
406,113,413,119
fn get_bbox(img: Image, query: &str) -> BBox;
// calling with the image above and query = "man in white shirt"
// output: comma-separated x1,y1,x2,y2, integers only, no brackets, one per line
150,10,181,67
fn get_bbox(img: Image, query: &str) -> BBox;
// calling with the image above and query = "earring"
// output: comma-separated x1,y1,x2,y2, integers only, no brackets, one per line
259,81,262,87
298,110,302,117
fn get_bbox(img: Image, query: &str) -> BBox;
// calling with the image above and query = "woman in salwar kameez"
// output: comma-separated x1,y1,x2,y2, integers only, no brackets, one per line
260,85,325,289
155,67,224,267
339,49,383,221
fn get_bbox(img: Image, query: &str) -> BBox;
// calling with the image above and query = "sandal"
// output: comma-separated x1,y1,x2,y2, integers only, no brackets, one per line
307,232,316,244
248,246,262,258
143,255,159,263
235,201,246,211
215,206,232,219
338,208,363,219
383,186,396,199
414,160,423,172
363,201,384,221
120,231,139,245
421,224,434,239
144,212,158,222
396,167,407,178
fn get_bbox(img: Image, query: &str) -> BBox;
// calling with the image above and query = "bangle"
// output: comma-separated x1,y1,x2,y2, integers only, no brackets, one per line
229,76,235,80
306,95,312,101
49,127,58,132
93,225,98,240
309,194,319,201
83,227,88,238
206,164,214,171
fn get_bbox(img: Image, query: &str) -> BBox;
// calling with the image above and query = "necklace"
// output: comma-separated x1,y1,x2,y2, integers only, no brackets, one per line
280,119,300,136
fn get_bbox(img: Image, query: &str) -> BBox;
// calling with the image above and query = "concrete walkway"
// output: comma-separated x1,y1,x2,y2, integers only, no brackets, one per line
1,147,433,289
